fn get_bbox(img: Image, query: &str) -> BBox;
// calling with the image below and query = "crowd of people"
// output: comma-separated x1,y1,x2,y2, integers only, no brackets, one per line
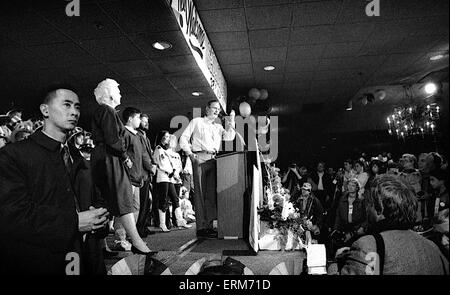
0,78,447,275
280,152,449,274
0,79,235,274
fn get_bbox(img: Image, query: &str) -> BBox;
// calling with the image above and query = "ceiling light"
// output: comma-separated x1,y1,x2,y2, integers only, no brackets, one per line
152,41,172,51
346,100,353,111
424,82,438,95
263,65,275,71
191,91,203,97
387,103,440,139
429,54,446,61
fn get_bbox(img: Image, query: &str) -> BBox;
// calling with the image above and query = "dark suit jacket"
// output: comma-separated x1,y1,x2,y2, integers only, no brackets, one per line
334,193,368,233
0,131,79,274
311,171,333,197
137,129,154,182
72,157,107,275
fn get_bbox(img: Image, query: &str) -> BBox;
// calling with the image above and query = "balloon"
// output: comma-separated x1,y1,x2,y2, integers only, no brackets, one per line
239,102,251,118
375,90,386,100
248,88,261,100
247,97,257,106
259,89,269,100
361,96,368,105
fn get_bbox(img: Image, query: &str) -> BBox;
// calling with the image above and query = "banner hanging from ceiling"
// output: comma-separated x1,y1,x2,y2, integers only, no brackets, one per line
167,0,227,111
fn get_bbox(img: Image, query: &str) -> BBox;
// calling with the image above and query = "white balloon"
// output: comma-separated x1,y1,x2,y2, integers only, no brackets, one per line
259,89,269,100
361,96,368,105
248,88,261,100
376,90,386,100
239,102,252,117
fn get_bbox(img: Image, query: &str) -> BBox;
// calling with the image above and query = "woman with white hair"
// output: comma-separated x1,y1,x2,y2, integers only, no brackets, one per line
90,78,156,255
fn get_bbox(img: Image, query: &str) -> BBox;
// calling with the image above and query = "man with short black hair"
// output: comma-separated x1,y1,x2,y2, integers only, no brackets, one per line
0,87,109,274
136,113,156,237
114,107,146,246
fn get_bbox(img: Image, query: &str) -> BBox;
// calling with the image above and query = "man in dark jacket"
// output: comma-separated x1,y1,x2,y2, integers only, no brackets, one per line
72,138,109,274
311,161,334,210
0,87,108,274
136,114,156,237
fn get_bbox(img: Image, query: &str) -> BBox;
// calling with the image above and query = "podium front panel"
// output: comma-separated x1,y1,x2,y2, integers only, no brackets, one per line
216,152,246,238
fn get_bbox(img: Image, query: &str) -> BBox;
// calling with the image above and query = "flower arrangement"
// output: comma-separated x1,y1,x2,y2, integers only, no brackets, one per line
258,164,312,250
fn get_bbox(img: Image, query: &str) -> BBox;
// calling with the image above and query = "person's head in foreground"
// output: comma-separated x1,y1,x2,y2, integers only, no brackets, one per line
336,174,449,275
366,174,417,229
40,86,80,140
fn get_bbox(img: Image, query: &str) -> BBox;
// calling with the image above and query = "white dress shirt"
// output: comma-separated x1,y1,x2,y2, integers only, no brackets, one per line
179,117,235,155
317,171,324,190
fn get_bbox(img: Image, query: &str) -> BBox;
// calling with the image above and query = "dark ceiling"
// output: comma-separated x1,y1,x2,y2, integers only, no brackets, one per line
0,0,449,167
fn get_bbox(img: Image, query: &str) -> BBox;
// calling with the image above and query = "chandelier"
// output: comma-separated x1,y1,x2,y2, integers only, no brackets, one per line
387,103,440,138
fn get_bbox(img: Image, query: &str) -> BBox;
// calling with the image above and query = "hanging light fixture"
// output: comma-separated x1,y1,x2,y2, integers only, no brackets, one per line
387,103,440,139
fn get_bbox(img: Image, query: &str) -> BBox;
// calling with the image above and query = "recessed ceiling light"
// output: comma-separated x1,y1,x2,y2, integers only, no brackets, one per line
264,65,275,71
429,54,446,61
192,91,203,97
346,100,353,111
93,21,104,30
152,41,172,50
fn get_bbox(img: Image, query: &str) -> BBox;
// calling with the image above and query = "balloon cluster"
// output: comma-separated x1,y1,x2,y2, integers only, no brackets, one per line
248,88,269,101
238,88,269,118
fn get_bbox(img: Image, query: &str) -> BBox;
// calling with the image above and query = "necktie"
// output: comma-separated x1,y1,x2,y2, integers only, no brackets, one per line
61,144,79,212
61,144,73,174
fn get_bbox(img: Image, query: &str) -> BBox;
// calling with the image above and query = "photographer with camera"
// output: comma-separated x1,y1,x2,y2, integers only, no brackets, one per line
282,163,310,197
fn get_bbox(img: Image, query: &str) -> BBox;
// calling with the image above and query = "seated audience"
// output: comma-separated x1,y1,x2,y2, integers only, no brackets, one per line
294,183,324,240
332,178,368,249
337,174,449,275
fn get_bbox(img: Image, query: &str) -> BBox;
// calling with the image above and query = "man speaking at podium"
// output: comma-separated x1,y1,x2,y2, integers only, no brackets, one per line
180,100,235,238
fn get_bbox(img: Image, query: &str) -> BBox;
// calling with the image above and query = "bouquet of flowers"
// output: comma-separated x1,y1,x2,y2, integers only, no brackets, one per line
258,164,311,250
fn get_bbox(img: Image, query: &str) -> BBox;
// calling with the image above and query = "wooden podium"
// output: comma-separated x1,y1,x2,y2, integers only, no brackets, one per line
216,151,252,239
